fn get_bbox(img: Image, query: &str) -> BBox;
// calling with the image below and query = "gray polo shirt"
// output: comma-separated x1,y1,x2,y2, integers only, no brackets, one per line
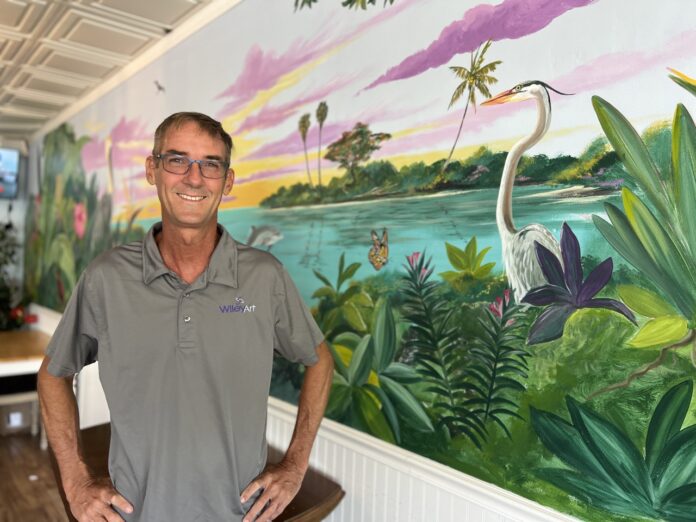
46,222,324,521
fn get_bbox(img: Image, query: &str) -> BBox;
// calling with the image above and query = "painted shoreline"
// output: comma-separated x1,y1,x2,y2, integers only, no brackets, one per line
263,183,619,211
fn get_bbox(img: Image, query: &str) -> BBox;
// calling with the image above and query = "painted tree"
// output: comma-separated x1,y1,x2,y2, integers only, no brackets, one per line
324,122,391,185
316,101,328,188
294,0,395,10
443,40,501,171
298,113,313,187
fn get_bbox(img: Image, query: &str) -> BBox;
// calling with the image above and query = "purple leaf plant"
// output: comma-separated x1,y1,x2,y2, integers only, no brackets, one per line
522,222,636,345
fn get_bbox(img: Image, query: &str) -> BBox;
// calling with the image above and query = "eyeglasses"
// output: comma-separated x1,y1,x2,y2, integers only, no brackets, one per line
154,153,228,179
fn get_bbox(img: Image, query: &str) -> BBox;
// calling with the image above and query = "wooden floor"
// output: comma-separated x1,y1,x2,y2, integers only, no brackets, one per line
0,431,67,522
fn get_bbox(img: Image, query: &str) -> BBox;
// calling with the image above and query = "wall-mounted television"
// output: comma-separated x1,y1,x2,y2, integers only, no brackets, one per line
0,148,21,199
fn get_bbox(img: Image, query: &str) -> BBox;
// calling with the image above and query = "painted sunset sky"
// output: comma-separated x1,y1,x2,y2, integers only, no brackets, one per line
66,0,696,221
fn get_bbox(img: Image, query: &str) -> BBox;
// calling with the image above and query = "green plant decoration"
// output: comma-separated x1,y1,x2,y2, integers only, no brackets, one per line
465,290,529,440
590,97,696,395
312,252,373,338
326,297,433,443
531,380,696,521
439,236,495,292
668,68,696,98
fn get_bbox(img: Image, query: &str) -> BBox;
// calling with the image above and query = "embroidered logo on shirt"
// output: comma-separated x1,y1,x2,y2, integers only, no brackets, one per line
219,296,256,313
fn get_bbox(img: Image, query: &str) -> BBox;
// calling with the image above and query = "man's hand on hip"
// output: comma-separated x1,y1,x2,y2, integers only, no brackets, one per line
66,475,134,522
241,460,305,522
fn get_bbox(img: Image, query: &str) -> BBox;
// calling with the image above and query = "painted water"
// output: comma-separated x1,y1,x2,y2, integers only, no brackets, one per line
211,185,622,302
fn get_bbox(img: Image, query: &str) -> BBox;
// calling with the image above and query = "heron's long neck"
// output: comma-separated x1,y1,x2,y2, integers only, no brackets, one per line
496,92,551,238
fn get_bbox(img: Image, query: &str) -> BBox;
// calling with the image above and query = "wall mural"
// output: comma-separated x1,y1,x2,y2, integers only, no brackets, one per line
24,0,696,519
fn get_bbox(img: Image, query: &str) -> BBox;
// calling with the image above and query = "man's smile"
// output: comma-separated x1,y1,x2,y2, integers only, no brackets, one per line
177,192,207,202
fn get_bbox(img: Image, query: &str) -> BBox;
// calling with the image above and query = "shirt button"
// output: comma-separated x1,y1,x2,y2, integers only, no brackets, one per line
184,316,191,323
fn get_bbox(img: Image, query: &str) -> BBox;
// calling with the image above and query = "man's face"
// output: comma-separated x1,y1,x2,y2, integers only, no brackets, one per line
146,121,234,231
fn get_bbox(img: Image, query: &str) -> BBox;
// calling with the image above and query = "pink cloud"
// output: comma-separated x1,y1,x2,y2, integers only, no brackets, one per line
366,0,595,90
215,0,418,120
552,29,696,94
235,76,355,133
81,136,107,174
236,166,301,185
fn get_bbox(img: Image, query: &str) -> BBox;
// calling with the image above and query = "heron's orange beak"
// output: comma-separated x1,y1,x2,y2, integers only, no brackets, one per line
482,88,518,106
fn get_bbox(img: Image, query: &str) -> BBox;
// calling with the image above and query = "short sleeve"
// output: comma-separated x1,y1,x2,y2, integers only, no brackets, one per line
273,266,324,365
46,270,100,377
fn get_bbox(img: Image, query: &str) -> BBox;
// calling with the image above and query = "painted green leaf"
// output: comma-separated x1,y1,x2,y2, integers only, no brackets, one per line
445,242,468,270
652,425,696,498
347,334,373,386
328,342,350,380
672,104,696,257
353,387,395,444
646,381,693,474
349,290,373,308
464,236,477,267
337,284,361,306
332,331,362,350
628,316,688,348
326,373,351,418
536,469,651,518
343,302,368,332
622,188,693,289
530,407,612,481
312,269,333,288
380,375,434,432
338,262,361,290
592,95,672,221
660,482,696,521
473,262,495,279
366,384,401,444
381,362,420,384
475,246,492,268
312,286,335,300
372,298,396,373
567,397,653,505
599,203,696,318
617,285,677,318
47,233,76,292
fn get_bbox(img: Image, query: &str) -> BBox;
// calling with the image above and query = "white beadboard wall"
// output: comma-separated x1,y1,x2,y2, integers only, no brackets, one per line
267,397,576,522
32,304,575,521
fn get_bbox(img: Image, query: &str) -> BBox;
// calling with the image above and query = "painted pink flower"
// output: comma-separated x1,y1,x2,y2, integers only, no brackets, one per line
503,289,511,305
73,202,87,239
489,296,503,318
407,251,421,269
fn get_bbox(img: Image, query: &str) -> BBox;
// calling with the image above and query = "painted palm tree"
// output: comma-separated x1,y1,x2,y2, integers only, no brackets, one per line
298,113,313,187
316,101,328,188
443,40,501,171
481,81,570,302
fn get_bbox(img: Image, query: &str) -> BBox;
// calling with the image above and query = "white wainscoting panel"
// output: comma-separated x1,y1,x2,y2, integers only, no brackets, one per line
267,397,577,522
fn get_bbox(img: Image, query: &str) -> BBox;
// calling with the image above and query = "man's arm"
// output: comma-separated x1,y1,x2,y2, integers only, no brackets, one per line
38,356,133,522
241,341,334,522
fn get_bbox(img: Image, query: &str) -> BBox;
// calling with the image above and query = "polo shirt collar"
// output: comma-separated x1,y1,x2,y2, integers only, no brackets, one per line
142,222,238,288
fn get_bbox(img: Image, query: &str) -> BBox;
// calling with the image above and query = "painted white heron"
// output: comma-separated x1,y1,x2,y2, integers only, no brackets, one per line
482,81,571,302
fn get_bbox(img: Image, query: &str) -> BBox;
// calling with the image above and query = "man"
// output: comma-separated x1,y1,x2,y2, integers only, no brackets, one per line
37,112,334,522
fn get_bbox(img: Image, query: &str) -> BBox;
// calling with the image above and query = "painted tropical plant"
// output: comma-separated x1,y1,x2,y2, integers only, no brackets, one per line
591,97,696,389
522,222,635,345
531,380,696,521
442,39,500,171
24,124,144,310
465,290,530,441
315,101,328,189
401,251,484,442
312,253,374,339
439,236,495,293
298,113,313,187
294,0,395,10
326,297,434,444
324,122,391,185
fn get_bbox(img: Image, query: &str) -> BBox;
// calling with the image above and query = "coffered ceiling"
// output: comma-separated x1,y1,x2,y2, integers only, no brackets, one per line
0,0,215,143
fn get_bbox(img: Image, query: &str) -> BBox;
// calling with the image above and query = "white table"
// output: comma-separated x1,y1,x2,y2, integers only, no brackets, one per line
0,330,50,447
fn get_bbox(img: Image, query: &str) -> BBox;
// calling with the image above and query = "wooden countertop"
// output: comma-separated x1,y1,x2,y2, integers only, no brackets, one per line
0,330,50,362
